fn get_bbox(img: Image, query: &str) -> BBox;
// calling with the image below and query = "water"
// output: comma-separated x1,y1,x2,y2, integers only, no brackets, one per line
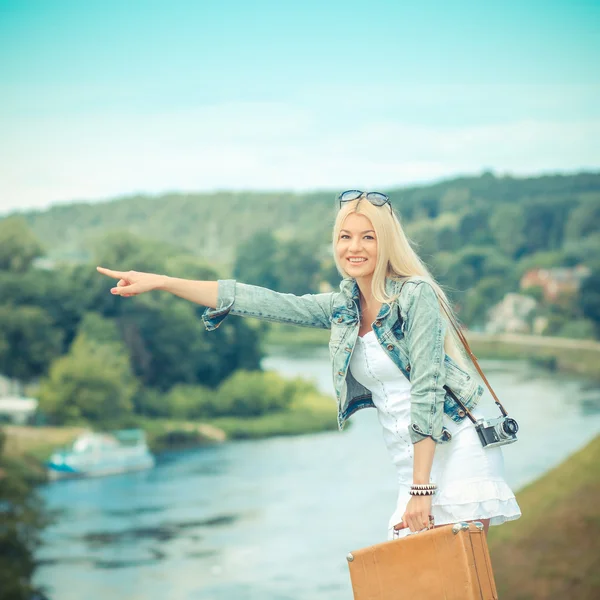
34,347,600,599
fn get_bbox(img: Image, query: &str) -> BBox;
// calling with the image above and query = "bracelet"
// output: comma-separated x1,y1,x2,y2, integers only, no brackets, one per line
409,483,437,496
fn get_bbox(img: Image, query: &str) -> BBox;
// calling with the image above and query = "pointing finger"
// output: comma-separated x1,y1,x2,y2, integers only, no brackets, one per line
97,266,127,279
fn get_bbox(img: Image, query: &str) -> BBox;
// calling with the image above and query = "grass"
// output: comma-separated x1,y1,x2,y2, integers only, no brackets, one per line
487,434,600,599
1,390,339,474
468,332,600,381
1,424,86,477
207,390,338,439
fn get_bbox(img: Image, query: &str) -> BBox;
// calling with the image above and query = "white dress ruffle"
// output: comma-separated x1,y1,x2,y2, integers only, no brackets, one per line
349,330,522,540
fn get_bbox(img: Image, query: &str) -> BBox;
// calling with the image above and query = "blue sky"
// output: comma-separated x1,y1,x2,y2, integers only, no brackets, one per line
1,0,599,213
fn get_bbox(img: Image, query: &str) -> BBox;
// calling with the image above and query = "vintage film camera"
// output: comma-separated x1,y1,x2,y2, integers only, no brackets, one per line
444,385,519,449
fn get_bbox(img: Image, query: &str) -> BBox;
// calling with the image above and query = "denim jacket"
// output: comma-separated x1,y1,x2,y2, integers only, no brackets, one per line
202,276,484,444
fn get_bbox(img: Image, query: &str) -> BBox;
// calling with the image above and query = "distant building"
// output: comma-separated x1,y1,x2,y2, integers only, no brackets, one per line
486,293,538,334
0,396,39,424
520,265,591,302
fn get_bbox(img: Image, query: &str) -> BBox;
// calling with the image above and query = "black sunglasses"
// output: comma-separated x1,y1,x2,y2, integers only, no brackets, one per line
338,190,392,212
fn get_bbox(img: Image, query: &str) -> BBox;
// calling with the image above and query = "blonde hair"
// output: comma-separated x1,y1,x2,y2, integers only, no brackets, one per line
332,198,469,369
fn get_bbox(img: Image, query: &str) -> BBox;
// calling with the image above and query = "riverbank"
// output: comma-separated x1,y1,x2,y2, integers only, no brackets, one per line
263,324,600,380
487,433,600,599
468,331,600,380
1,393,339,478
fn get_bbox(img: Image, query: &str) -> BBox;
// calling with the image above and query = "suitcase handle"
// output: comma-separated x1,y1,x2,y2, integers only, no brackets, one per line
392,520,484,539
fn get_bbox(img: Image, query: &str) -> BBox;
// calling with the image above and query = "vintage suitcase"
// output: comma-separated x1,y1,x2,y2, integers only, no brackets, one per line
346,521,498,600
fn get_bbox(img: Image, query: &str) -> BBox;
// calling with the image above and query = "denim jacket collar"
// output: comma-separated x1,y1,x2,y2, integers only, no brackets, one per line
338,276,401,320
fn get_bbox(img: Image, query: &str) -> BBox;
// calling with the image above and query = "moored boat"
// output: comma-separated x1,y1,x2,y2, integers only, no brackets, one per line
46,428,155,480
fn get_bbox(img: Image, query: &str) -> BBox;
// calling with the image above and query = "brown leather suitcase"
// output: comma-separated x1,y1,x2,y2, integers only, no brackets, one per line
346,521,498,599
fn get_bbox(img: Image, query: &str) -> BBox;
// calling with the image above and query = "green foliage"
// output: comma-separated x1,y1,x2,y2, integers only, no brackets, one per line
579,269,600,335
0,429,51,600
209,379,338,438
117,295,262,390
515,250,570,277
521,198,572,255
459,276,508,326
77,312,121,344
233,230,280,289
215,369,294,417
166,384,217,419
489,205,527,258
233,231,322,294
434,246,514,295
0,304,63,381
90,229,187,274
274,238,321,294
564,195,600,241
556,319,597,340
38,334,137,425
0,216,44,273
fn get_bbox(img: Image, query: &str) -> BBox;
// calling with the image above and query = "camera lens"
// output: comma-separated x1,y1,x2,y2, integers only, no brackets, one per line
502,418,519,435
493,418,519,440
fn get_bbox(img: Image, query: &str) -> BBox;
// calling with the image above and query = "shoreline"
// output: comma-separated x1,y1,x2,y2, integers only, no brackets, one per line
263,324,600,380
1,405,339,480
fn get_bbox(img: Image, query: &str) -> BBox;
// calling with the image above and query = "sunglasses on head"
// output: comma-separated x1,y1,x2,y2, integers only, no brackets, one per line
338,190,392,212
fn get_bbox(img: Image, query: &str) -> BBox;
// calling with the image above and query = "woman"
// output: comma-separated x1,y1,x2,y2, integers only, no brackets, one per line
97,190,521,540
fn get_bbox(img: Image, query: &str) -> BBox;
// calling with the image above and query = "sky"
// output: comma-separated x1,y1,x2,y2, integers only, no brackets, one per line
1,0,599,214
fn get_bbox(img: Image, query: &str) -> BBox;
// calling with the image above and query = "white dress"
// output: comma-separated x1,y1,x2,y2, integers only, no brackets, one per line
349,330,522,540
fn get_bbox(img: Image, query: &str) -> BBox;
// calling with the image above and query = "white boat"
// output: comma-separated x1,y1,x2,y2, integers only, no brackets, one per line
46,428,155,480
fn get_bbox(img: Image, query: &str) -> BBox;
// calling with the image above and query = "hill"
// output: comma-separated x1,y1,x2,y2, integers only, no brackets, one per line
7,171,600,267
488,434,600,599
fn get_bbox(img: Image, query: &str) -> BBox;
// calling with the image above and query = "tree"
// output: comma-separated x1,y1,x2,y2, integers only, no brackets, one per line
564,197,600,241
0,305,63,381
38,334,137,425
233,230,280,289
521,199,572,256
216,370,293,417
458,208,493,245
274,239,321,294
0,217,44,273
579,269,600,335
489,205,527,258
0,430,51,600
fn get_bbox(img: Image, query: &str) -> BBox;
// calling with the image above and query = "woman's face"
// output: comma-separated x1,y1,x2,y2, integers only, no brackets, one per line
336,212,378,279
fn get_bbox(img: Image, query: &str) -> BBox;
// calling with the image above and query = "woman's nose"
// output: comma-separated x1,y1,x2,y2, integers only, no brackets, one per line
349,238,363,252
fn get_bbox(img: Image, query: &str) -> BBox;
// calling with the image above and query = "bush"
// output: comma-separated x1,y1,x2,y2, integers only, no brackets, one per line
216,370,294,417
556,319,597,340
165,384,218,419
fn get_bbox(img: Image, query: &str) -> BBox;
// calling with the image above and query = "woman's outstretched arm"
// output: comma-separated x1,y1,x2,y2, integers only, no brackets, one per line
96,267,219,307
96,267,336,330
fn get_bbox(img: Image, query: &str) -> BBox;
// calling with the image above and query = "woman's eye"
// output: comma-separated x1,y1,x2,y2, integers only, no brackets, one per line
340,235,375,240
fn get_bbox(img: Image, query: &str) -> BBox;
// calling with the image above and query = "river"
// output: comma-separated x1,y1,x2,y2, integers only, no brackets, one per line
34,346,600,600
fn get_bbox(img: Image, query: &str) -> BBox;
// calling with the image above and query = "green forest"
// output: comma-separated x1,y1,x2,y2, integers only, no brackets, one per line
10,170,600,338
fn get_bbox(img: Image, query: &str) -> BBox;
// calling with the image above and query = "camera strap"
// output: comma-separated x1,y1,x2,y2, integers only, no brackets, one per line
396,277,509,423
437,294,509,420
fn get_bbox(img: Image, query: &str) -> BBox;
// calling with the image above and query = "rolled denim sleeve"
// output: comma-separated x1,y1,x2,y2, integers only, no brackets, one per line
202,279,335,331
405,281,452,445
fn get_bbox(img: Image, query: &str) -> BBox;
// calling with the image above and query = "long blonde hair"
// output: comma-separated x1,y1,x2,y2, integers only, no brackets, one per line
332,198,469,370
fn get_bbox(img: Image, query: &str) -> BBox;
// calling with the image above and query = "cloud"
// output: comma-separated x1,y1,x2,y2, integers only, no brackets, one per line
1,97,599,213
